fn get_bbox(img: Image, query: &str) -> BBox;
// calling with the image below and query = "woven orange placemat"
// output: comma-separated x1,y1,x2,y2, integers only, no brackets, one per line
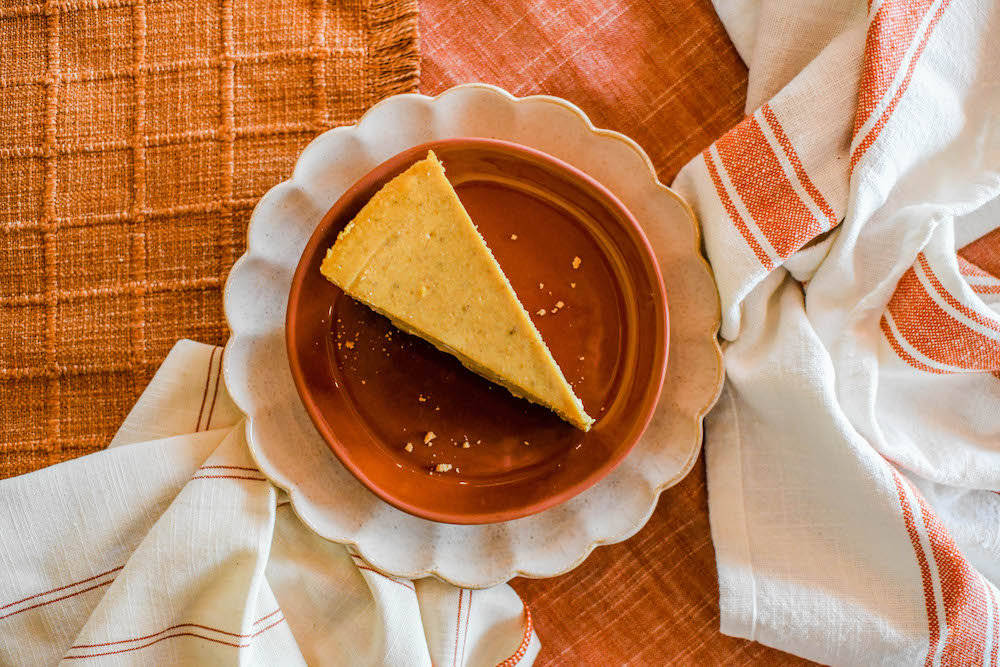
0,0,418,478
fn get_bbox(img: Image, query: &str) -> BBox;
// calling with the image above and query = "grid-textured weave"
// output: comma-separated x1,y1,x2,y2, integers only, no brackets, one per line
0,0,419,477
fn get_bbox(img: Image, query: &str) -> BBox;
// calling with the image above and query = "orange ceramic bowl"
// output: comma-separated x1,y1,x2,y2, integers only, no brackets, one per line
286,138,668,524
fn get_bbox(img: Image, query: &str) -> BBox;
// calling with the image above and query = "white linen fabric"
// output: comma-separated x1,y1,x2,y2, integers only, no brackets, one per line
0,340,539,666
682,1,1000,665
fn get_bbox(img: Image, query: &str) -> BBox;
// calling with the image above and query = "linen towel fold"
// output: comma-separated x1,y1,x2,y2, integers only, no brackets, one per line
0,340,538,666
675,0,1000,664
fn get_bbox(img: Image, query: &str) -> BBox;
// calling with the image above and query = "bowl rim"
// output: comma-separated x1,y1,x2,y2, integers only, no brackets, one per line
284,136,669,524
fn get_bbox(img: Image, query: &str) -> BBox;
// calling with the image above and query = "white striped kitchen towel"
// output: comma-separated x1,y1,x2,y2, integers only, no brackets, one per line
0,340,538,666
675,0,1000,664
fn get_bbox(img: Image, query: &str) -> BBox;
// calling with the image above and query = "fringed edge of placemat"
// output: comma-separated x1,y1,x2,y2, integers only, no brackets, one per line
368,0,421,98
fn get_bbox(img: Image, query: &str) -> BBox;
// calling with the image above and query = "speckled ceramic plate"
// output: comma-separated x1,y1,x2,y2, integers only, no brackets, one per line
224,83,723,587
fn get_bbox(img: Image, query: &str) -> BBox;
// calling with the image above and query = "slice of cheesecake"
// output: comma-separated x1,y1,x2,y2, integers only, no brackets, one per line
320,151,594,431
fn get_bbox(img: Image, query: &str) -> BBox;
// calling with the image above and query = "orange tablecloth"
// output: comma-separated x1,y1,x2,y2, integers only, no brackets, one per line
0,0,418,477
0,0,815,661
421,1,812,663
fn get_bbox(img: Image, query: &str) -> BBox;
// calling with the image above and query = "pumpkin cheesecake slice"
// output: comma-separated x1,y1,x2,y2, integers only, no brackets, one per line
320,151,594,431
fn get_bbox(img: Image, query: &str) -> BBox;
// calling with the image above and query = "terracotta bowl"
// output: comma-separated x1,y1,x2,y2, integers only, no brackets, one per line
286,138,668,524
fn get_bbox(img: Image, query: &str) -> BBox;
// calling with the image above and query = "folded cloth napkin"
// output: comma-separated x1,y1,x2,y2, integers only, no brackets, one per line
674,0,1000,664
0,341,538,666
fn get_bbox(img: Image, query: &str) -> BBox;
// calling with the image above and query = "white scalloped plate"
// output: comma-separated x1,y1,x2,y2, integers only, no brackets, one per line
223,83,723,588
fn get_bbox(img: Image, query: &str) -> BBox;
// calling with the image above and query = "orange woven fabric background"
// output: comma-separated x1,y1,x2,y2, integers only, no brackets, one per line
0,0,418,477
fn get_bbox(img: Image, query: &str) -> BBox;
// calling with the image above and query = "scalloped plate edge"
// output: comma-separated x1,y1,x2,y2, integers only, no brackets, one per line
223,83,723,588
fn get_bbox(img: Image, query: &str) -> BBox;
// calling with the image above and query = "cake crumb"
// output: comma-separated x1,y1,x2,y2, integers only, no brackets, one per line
579,355,585,360
555,300,565,309
570,282,576,288
344,341,355,349
424,431,436,445
511,234,518,240
361,379,366,384
435,463,453,473
435,406,440,411
404,443,413,452
418,395,427,402
462,441,471,449
523,440,530,446
538,282,544,289
537,308,546,316
476,440,481,444
572,256,581,269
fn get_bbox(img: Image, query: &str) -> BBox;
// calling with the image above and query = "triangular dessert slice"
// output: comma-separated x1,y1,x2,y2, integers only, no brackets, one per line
320,151,594,431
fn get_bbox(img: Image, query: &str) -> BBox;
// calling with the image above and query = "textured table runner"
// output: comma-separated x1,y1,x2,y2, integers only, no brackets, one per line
0,0,418,476
420,0,746,182
420,0,810,664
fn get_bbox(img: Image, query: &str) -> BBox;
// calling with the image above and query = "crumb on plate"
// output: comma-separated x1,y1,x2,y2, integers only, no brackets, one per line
572,256,581,269
511,234,518,240
424,431,436,445
344,341,355,349
435,463,453,473
570,282,576,288
404,443,413,452
537,308,546,316
462,441,470,448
